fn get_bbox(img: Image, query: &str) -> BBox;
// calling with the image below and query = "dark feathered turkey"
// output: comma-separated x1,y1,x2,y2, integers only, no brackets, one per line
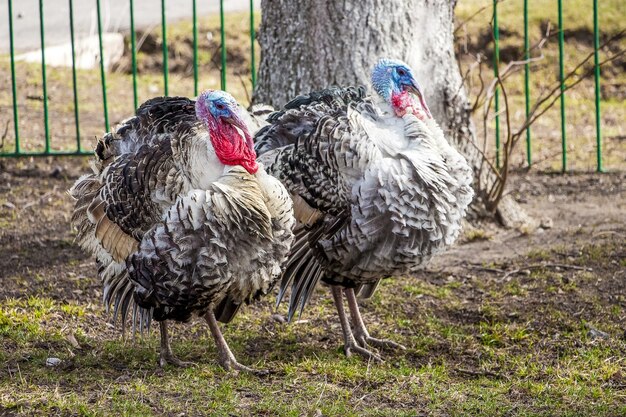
70,91,294,372
254,59,474,360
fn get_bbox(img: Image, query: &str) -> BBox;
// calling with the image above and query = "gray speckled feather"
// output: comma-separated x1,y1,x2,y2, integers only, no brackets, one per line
128,166,294,323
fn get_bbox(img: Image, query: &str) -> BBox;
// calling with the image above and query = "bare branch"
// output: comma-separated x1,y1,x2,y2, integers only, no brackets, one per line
0,120,9,151
237,74,252,106
453,54,483,103
469,55,486,114
454,3,492,35
467,133,504,182
460,5,624,213
517,42,626,137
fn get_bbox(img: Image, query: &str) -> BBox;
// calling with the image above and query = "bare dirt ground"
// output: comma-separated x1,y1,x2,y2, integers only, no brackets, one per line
435,171,626,270
0,156,624,416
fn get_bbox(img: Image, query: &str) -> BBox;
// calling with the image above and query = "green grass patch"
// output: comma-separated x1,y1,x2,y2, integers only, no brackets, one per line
1,239,625,415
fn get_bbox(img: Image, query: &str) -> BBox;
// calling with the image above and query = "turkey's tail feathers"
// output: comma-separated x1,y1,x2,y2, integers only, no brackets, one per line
69,174,103,255
355,280,381,300
100,261,152,335
277,227,322,319
214,295,243,324
70,175,151,336
93,96,197,171
254,86,367,156
277,211,348,321
280,85,367,113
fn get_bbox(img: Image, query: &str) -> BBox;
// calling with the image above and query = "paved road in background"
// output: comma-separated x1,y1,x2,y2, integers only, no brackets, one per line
0,0,254,53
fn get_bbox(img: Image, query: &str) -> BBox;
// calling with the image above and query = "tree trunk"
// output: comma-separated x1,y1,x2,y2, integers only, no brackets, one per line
254,0,531,228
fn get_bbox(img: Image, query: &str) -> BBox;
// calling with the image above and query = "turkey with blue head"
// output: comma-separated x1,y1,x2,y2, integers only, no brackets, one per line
70,90,294,373
254,58,474,361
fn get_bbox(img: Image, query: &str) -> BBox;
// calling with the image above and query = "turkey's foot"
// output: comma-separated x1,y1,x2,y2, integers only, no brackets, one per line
159,349,194,368
331,286,383,363
342,338,383,362
205,310,269,376
158,321,194,368
353,328,407,351
345,287,406,352
218,355,269,376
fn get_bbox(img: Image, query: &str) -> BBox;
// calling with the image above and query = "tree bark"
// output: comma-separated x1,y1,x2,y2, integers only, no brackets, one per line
254,0,531,228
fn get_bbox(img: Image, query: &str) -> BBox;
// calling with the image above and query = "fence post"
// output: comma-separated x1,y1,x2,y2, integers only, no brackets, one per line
68,0,81,151
192,0,198,96
250,0,256,89
38,0,51,154
557,0,567,172
130,0,139,110
7,0,20,153
493,0,500,169
593,0,603,172
96,0,110,132
161,0,169,96
524,0,531,167
220,0,226,90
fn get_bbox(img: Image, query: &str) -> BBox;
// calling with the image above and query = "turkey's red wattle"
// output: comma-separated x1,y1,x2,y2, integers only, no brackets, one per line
209,120,258,174
391,91,427,120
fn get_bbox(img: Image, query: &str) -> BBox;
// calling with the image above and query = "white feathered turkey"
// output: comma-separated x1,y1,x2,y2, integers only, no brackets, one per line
254,58,474,360
70,90,295,373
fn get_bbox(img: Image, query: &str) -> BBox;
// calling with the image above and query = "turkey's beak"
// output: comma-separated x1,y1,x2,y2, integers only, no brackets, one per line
407,81,432,119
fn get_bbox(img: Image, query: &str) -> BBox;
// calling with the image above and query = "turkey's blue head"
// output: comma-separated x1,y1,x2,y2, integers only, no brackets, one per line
371,58,432,119
195,90,258,174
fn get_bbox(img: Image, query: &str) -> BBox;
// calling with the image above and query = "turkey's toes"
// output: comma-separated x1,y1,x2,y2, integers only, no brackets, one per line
344,341,383,363
356,334,407,351
159,352,194,368
222,359,269,376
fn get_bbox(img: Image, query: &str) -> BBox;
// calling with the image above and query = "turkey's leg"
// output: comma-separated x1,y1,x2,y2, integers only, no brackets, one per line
331,286,382,362
345,288,406,351
204,310,268,375
158,321,193,367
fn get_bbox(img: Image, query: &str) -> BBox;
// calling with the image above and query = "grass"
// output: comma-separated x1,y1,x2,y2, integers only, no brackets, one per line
1,237,625,416
456,0,625,39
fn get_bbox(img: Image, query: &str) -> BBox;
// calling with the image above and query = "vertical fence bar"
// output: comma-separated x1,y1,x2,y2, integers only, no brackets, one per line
7,0,20,153
130,0,138,110
192,0,198,96
557,0,566,172
161,0,169,95
220,0,226,90
96,0,110,132
68,0,81,151
38,0,51,153
523,0,531,167
593,0,603,172
493,0,500,169
250,0,256,88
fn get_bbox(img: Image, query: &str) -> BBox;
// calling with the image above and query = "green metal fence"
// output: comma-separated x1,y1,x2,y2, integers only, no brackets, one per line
2,0,257,158
492,0,605,173
0,1,612,173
